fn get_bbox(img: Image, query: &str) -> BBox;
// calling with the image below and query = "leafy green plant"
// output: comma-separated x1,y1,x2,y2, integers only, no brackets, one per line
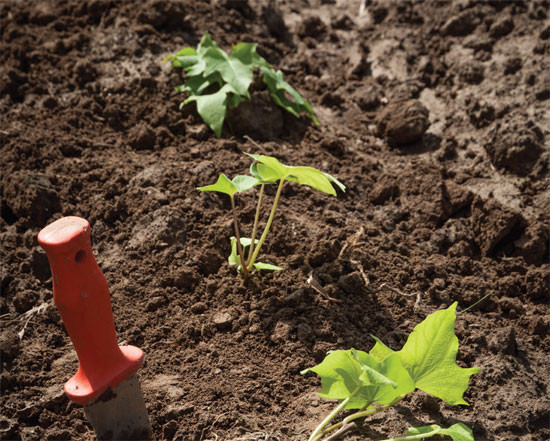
301,303,480,441
164,32,319,137
197,152,345,281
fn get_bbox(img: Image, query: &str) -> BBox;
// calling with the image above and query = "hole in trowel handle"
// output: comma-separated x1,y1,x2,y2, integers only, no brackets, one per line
74,250,86,264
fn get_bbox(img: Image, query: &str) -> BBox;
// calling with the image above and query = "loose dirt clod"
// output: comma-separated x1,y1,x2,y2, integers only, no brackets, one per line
376,100,430,145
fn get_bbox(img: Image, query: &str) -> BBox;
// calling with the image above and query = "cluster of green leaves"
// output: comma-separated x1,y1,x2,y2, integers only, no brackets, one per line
164,32,319,137
301,303,480,441
198,153,345,281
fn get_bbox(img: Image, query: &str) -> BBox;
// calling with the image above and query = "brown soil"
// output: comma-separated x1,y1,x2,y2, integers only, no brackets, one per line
1,1,549,440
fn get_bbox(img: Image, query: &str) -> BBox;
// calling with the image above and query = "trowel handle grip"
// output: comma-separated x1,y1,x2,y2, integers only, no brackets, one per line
38,216,142,405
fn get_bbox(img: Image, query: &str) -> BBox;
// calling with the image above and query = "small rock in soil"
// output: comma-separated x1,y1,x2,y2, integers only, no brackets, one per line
433,278,446,290
128,207,187,251
531,316,549,336
213,311,233,331
441,10,479,36
432,218,472,254
464,35,494,53
503,56,522,75
194,249,224,276
0,330,20,362
513,223,549,266
168,267,200,290
1,172,61,227
499,297,525,319
484,115,544,176
466,98,495,128
443,181,474,216
458,60,485,85
297,16,327,40
320,91,344,108
191,301,207,314
525,267,549,302
128,122,156,150
13,290,39,314
370,176,399,205
353,84,381,110
489,16,514,39
165,403,195,420
470,196,523,256
488,326,516,355
271,320,292,342
376,99,430,145
129,164,169,188
284,289,306,308
337,272,364,295
73,60,97,87
145,295,166,312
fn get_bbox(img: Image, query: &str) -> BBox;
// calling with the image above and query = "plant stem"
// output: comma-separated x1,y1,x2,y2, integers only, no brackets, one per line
247,183,265,265
459,291,494,314
246,179,285,271
230,195,249,281
309,392,355,441
314,395,405,441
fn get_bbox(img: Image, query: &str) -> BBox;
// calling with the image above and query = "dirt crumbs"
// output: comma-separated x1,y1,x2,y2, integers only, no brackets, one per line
1,1,549,441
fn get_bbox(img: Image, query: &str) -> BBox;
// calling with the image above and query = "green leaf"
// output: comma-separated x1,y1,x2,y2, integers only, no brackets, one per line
175,72,221,96
245,153,345,196
397,302,480,405
353,351,415,405
231,42,269,69
323,171,347,193
174,48,206,76
260,66,319,125
287,167,339,196
301,349,413,409
168,33,320,137
185,84,236,137
197,32,218,52
169,33,219,77
197,173,236,197
165,47,198,67
438,423,474,441
232,175,259,193
202,47,252,97
404,423,474,441
249,162,277,184
369,336,395,363
253,262,283,271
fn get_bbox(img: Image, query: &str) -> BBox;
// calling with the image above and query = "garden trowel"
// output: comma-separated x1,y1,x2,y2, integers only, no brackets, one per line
38,216,152,440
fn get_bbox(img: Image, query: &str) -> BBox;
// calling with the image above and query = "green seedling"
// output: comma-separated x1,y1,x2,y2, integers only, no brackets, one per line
301,303,480,441
197,153,345,281
164,32,319,137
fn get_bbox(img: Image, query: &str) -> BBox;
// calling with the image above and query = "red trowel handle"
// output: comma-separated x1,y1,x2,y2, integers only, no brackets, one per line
38,216,143,405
